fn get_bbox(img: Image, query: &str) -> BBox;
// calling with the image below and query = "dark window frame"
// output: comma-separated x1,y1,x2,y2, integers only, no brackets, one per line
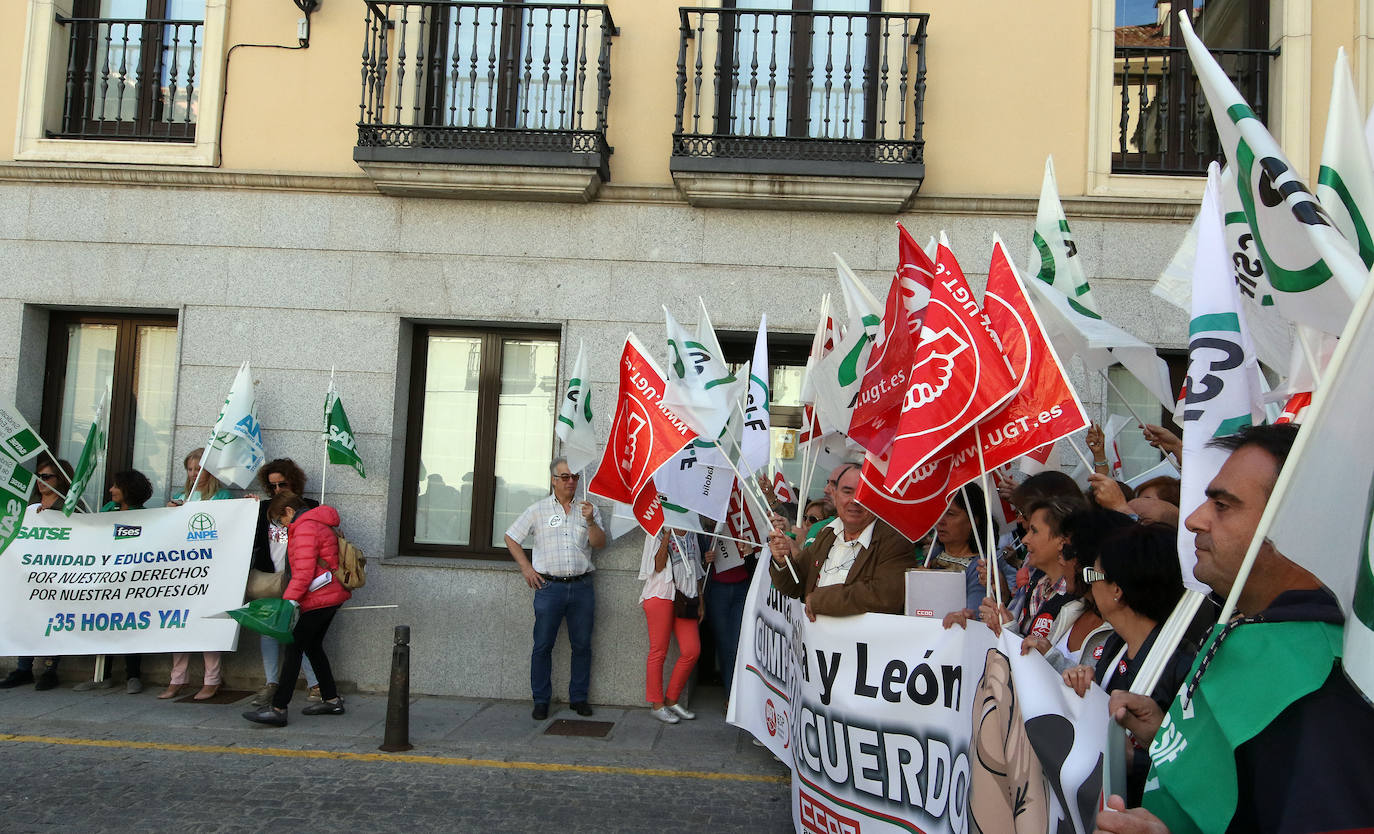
39,310,179,498
400,324,560,560
716,329,813,429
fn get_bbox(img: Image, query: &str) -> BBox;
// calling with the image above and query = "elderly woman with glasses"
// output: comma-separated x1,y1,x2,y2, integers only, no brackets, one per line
246,458,322,708
1062,523,1195,806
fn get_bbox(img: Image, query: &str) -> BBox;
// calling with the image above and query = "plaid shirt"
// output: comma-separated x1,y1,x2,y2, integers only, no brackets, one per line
505,493,602,577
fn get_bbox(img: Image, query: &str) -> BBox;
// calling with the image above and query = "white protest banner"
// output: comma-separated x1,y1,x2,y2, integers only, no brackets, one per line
0,403,46,463
727,554,804,764
0,499,258,655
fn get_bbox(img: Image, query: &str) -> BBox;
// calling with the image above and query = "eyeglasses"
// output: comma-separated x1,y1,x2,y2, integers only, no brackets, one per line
555,473,580,482
803,515,823,525
1081,566,1107,584
267,481,290,491
37,473,59,482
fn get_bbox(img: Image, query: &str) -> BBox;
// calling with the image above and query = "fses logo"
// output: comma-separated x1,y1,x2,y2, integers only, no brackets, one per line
113,524,142,540
799,790,860,834
187,513,218,541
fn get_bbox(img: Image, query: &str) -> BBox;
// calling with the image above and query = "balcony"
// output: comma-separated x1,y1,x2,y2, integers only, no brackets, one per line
50,14,204,142
354,1,616,202
671,7,928,213
1113,43,1277,176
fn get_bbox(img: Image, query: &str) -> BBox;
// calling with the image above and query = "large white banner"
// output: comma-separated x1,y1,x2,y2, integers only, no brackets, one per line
729,556,1110,834
0,499,258,654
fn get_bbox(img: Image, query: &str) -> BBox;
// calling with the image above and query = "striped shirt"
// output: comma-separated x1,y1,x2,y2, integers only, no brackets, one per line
505,493,602,577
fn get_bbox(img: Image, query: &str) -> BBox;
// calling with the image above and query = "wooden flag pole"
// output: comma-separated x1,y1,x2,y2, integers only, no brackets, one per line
716,436,799,584
1099,369,1181,468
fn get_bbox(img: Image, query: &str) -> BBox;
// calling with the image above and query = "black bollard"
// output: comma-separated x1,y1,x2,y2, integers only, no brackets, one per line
379,624,413,752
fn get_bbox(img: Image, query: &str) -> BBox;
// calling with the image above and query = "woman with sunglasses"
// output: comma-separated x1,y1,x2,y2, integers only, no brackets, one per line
160,448,233,701
1062,523,1193,806
0,459,75,691
246,459,322,708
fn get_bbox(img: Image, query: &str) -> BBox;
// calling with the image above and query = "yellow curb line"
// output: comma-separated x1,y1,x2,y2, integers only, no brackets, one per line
0,733,788,784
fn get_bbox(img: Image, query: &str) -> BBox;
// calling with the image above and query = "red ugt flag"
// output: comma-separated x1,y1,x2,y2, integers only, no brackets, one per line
855,446,958,543
588,333,698,535
945,236,1090,496
885,242,1016,488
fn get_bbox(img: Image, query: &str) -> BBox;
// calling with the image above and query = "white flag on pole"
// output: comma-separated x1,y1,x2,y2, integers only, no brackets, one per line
740,314,770,475
555,340,598,474
661,305,746,441
200,361,264,489
653,444,733,522
1031,155,1100,316
811,254,882,436
1180,13,1367,337
1317,48,1374,272
1177,163,1265,594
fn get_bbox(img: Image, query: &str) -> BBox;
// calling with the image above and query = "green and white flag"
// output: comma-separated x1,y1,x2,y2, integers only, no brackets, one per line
1031,155,1099,317
1180,14,1367,336
63,385,109,516
325,380,365,478
661,302,746,441
0,453,35,557
1177,163,1264,593
1317,48,1374,271
740,314,770,475
0,404,46,463
555,340,597,474
811,253,882,436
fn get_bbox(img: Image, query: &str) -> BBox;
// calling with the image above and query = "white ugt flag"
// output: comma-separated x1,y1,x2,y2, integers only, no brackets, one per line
200,361,265,489
555,340,598,474
1177,164,1265,593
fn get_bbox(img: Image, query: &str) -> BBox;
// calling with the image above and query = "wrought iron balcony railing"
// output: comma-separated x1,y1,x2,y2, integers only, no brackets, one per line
671,7,928,179
52,14,203,141
356,1,616,178
1113,44,1277,176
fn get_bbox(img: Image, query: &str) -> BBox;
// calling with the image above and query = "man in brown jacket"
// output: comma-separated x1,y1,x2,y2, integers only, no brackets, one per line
768,463,916,619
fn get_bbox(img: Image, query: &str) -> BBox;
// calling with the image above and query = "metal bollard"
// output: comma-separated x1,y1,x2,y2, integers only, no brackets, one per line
378,624,413,752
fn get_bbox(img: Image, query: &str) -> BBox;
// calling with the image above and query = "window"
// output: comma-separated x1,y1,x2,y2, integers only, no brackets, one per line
1111,0,1274,176
1102,355,1186,478
16,0,227,165
401,327,560,557
40,312,179,509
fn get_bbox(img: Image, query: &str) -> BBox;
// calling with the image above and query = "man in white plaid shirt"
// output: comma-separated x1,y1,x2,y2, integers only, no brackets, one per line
505,457,605,720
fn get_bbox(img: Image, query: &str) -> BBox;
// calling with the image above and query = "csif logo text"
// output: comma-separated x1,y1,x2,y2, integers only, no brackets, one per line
187,512,218,541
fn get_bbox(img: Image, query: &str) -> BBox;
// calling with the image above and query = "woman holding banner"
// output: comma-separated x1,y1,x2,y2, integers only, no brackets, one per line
0,459,74,691
160,448,232,701
638,528,703,725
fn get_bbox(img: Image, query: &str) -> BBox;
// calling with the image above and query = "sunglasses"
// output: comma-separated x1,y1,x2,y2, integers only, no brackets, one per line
555,473,580,482
37,473,59,482
1081,566,1107,584
803,514,823,525
267,481,290,491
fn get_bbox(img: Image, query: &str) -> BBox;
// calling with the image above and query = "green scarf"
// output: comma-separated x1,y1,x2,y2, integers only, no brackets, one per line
1142,618,1343,834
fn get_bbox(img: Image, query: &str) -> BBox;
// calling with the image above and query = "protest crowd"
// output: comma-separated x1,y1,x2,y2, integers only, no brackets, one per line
6,14,1374,834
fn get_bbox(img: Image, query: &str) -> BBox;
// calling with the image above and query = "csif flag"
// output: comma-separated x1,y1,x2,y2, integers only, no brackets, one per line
661,304,745,441
587,333,698,536
556,340,598,474
740,314,771,475
653,442,732,522
811,254,882,436
1176,163,1265,594
1180,13,1366,336
64,385,110,516
325,380,365,479
1317,48,1374,271
944,234,1090,497
200,361,265,489
885,239,1016,488
1031,155,1100,316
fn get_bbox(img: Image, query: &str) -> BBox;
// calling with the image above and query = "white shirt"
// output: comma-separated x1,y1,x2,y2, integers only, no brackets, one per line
815,518,875,588
505,493,603,577
638,531,702,602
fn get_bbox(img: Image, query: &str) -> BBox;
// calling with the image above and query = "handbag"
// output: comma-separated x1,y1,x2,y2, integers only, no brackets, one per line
673,589,699,620
246,568,288,600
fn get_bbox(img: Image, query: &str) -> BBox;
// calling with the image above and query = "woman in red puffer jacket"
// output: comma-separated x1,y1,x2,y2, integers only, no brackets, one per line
243,491,350,727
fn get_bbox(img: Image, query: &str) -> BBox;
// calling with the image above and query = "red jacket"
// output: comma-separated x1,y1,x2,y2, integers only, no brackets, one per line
282,505,351,612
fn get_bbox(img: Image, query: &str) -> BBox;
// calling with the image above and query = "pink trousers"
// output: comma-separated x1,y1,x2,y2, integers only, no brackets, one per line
170,651,222,685
642,597,700,704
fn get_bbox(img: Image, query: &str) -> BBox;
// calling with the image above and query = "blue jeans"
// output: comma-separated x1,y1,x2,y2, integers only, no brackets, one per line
260,633,318,688
531,576,595,704
705,578,750,698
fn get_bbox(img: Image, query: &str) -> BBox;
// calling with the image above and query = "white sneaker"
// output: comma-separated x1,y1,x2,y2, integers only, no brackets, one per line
649,706,680,724
668,703,696,720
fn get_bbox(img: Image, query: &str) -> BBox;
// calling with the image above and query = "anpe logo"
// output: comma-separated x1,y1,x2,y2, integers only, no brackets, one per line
187,512,218,541
114,524,142,540
17,527,71,541
799,790,860,834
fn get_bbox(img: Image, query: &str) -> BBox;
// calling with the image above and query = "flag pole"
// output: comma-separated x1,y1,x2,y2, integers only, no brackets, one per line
716,437,799,584
795,294,831,525
962,484,991,603
36,448,88,512
1099,368,1180,468
321,367,334,506
1066,436,1096,472
975,441,1002,609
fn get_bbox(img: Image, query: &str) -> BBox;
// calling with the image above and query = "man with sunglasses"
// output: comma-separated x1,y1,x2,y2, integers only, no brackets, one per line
505,457,605,720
